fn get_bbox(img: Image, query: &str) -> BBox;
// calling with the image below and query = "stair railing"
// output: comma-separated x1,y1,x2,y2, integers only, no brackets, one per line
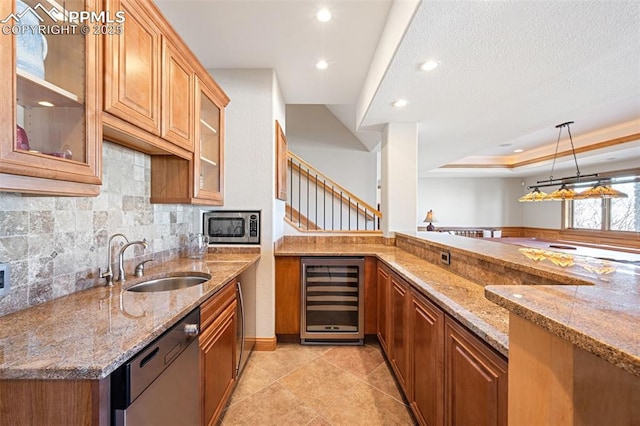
286,151,381,232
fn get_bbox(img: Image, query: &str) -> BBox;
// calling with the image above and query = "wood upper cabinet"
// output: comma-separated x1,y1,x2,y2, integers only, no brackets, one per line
149,74,228,205
161,38,194,151
193,75,225,203
0,0,102,196
444,317,508,426
200,281,237,426
390,273,410,394
410,290,445,426
104,0,161,136
275,120,287,201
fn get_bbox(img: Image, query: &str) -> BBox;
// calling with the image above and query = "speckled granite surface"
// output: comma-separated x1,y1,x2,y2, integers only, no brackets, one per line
275,243,510,358
396,232,640,378
277,233,640,377
0,253,259,380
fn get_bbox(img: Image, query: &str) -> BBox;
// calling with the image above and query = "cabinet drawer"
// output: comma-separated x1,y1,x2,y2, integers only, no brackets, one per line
201,280,236,330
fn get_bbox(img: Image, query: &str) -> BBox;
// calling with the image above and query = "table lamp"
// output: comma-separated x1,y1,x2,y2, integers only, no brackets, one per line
423,210,435,231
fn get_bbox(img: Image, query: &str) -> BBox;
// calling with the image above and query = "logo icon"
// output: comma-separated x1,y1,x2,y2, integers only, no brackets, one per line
1,3,60,24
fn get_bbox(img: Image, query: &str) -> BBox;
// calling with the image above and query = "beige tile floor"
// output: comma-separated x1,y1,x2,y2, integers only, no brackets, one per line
220,343,416,426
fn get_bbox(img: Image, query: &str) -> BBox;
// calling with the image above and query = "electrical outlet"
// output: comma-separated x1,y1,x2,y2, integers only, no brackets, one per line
0,263,10,296
440,251,451,266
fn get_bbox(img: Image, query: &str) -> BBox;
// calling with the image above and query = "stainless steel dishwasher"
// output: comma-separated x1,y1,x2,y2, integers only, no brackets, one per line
111,308,200,426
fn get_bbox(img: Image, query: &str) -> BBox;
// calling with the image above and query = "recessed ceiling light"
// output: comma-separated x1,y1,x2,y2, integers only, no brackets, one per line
316,60,328,70
420,60,439,71
392,99,408,108
317,8,331,22
513,149,524,153
38,101,54,107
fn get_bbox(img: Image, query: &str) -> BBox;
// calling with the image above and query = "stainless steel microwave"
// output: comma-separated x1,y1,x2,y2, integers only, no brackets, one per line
203,210,261,244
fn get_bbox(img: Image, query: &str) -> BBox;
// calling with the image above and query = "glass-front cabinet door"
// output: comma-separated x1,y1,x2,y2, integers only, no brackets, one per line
0,0,101,195
194,76,225,204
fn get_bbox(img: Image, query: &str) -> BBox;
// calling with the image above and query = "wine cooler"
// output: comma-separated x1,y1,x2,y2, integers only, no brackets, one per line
301,257,364,344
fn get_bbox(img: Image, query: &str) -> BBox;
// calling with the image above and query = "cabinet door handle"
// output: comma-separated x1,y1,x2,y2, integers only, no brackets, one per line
236,281,245,378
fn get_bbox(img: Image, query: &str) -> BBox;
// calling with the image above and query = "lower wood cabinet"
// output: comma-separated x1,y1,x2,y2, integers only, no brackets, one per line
200,281,237,426
390,272,410,394
376,263,390,352
275,256,301,336
410,289,445,426
377,264,508,426
444,317,508,426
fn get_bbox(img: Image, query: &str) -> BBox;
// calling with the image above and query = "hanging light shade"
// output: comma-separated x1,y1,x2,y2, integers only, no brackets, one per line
519,121,628,202
519,187,548,202
577,183,629,199
544,183,577,201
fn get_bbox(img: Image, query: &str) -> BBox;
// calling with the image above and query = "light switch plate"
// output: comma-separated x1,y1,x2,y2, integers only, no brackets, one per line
0,263,10,296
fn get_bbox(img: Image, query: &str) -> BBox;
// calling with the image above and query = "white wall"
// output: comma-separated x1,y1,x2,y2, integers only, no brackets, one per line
286,105,377,207
272,73,286,243
418,177,523,228
287,143,378,207
419,158,640,231
208,68,283,339
381,123,417,235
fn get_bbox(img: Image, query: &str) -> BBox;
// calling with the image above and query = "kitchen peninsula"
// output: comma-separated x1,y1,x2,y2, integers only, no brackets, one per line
275,232,640,425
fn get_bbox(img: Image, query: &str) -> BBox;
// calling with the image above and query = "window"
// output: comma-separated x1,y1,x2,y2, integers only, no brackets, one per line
568,178,639,232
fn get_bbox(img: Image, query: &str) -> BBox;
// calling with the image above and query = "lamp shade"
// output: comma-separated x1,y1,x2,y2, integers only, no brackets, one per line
544,184,577,201
578,184,628,199
519,187,548,202
423,210,434,223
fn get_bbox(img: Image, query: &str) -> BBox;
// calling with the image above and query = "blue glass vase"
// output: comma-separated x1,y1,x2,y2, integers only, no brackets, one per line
15,0,48,79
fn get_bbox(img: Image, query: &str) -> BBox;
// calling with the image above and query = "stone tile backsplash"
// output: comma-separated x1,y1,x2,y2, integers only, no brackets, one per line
0,142,201,316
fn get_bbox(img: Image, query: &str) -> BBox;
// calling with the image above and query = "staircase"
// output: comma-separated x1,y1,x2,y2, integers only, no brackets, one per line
285,151,382,233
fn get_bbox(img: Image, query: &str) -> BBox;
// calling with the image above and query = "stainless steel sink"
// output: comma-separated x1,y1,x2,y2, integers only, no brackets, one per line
126,274,211,292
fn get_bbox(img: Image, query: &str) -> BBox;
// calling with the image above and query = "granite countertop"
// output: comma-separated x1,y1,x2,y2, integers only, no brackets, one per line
275,243,510,357
0,253,259,380
397,232,640,378
485,281,640,377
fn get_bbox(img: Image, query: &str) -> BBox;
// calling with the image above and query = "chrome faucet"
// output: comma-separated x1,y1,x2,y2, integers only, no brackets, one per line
100,233,129,287
116,239,148,282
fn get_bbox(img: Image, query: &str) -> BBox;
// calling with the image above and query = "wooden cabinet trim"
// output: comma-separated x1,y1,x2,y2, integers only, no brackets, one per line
275,256,301,335
390,272,410,394
104,0,162,135
0,378,110,426
444,317,508,426
201,280,237,330
376,263,390,352
161,38,194,150
363,257,378,335
410,289,445,426
200,300,237,426
0,0,102,194
275,120,287,201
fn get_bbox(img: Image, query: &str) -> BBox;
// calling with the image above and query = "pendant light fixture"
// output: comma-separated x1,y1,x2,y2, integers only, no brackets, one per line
519,121,628,202
518,187,548,202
